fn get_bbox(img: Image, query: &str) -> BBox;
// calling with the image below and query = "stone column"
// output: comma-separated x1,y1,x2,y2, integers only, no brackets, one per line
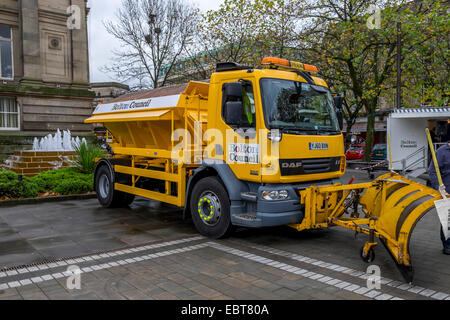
70,0,90,87
20,0,41,82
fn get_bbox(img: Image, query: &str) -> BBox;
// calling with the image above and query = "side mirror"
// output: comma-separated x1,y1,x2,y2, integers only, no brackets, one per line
224,101,243,126
336,109,344,131
223,82,242,100
333,96,344,109
333,96,344,130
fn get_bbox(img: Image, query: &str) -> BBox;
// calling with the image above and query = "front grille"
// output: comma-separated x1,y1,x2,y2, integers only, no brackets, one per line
279,157,341,176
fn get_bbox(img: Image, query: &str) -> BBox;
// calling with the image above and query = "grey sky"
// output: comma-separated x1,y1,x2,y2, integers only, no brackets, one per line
87,0,224,84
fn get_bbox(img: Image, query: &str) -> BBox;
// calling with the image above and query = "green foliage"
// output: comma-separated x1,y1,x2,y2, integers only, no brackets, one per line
0,167,94,199
53,179,93,195
295,0,449,160
0,170,18,184
198,0,300,69
0,180,39,198
31,167,93,192
0,170,39,198
73,142,105,174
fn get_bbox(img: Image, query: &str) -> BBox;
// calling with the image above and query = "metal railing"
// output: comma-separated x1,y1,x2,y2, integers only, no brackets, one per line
401,146,427,175
434,142,446,150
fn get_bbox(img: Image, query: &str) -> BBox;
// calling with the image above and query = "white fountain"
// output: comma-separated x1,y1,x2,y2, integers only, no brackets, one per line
32,129,86,151
3,129,86,176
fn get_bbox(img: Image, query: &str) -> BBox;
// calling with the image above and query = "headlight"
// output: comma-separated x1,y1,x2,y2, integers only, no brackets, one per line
262,190,289,201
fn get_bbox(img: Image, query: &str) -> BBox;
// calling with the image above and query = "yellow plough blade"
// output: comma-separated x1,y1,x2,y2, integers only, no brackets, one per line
289,172,441,283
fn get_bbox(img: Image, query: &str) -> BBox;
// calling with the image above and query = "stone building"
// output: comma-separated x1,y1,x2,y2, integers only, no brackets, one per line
0,0,94,160
91,82,130,105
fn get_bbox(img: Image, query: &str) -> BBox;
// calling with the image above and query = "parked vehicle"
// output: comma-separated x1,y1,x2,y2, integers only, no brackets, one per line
345,144,365,160
85,56,441,282
371,143,387,160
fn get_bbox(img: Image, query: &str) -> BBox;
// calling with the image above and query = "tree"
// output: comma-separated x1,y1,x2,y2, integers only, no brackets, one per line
198,0,265,67
398,1,449,108
193,0,301,73
296,0,448,161
158,0,303,85
103,0,199,89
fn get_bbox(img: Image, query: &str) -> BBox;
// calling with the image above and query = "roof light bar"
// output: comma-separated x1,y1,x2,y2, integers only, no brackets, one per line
261,57,318,74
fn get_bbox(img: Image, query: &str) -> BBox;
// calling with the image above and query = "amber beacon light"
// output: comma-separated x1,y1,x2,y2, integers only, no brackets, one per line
261,57,318,73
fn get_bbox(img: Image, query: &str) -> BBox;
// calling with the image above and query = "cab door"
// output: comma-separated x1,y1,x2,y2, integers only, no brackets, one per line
218,78,262,183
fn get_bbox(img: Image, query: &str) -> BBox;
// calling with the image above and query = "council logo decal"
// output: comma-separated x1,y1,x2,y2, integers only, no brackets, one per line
228,143,259,164
400,139,417,148
111,99,152,112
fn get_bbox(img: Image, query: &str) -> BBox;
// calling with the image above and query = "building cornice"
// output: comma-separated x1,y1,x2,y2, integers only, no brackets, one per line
38,9,69,23
0,7,19,15
0,82,95,100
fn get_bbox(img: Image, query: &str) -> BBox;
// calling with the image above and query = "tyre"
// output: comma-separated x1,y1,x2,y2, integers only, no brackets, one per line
190,176,233,239
95,164,134,208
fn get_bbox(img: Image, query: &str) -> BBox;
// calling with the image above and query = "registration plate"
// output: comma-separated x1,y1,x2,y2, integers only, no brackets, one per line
376,153,383,156
309,142,329,150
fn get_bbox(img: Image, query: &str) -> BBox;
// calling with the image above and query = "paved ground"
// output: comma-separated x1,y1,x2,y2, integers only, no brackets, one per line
0,169,448,300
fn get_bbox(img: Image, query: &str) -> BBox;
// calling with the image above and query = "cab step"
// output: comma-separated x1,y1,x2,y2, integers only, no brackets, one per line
234,214,257,221
240,192,257,202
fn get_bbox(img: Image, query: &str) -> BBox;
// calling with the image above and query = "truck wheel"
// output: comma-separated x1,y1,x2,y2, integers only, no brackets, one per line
190,176,233,239
95,165,134,208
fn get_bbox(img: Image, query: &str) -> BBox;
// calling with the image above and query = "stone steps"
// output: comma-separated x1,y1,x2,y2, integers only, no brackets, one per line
6,150,76,177
12,161,71,169
13,151,76,157
16,156,72,163
9,166,57,176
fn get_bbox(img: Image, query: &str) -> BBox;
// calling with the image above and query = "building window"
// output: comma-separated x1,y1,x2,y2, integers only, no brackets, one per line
0,24,13,79
0,97,19,129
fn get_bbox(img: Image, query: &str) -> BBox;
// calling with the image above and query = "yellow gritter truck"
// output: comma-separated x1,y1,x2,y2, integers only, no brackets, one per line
85,57,441,283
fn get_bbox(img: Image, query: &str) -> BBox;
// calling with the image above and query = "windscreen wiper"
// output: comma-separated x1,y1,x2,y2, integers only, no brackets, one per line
279,128,318,135
317,130,341,135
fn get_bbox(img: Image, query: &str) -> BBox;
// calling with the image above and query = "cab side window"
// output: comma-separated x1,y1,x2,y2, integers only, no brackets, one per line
222,81,256,128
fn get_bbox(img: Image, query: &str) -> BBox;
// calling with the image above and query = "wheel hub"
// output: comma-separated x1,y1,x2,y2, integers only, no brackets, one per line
197,192,221,226
98,174,110,199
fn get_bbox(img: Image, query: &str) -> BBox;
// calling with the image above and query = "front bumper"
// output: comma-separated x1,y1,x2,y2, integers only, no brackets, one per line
230,179,338,228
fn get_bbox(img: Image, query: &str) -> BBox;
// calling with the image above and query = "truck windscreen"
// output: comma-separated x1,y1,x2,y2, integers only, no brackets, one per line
260,78,340,134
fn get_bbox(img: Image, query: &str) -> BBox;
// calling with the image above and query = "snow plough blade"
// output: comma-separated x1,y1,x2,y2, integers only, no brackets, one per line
289,172,442,283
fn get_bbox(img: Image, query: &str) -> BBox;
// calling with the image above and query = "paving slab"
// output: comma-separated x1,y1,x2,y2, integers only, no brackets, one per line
0,170,448,300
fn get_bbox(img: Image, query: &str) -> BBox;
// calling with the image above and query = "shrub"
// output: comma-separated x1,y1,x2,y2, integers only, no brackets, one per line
73,142,105,174
31,167,93,192
0,170,39,198
0,167,95,199
54,179,93,195
0,170,18,184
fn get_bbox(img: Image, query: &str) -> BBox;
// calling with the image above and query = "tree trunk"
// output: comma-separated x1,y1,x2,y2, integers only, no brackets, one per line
344,122,354,151
364,115,375,162
363,99,377,162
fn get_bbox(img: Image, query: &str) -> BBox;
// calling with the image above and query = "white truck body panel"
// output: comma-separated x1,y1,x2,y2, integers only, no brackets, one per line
387,108,450,171
93,95,181,115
